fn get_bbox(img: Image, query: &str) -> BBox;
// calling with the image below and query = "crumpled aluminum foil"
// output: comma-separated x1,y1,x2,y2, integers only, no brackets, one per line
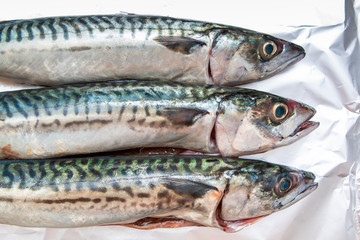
0,0,358,239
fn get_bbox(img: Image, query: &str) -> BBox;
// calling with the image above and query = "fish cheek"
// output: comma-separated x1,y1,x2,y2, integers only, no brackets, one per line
220,175,275,220
230,114,274,155
222,53,249,84
241,183,278,218
231,42,264,81
237,41,260,63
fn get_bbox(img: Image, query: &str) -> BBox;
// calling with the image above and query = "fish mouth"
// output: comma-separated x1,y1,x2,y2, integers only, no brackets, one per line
281,99,318,140
285,182,318,208
262,43,305,79
289,120,319,137
263,51,305,79
273,182,318,210
282,50,305,69
274,171,318,209
278,41,306,72
297,171,318,199
298,182,318,197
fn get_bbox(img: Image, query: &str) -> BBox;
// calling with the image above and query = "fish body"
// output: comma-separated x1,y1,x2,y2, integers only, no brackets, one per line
0,14,304,86
0,80,318,159
0,155,317,232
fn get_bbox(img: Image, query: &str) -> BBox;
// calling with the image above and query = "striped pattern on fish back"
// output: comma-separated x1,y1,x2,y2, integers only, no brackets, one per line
0,156,249,192
0,81,238,120
0,14,218,44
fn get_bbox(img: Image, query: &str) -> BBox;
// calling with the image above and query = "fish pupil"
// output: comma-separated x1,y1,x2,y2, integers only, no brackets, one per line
280,178,291,192
275,105,286,118
265,43,274,55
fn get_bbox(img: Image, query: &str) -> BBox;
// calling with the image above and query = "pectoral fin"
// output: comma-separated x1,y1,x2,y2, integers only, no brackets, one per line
154,36,207,54
162,107,209,126
161,178,218,199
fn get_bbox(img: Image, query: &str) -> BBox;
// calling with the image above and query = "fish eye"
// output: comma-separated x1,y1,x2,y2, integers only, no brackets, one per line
279,178,292,192
271,102,288,122
275,174,293,196
260,40,278,61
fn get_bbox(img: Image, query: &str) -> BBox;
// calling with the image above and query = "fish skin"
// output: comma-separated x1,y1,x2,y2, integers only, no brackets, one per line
0,80,318,159
0,14,304,86
0,155,317,232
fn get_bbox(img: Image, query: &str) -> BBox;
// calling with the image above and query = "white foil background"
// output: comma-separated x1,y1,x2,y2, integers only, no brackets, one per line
0,0,358,239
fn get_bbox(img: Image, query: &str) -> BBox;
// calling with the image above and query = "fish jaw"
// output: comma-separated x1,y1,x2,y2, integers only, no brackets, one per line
272,99,319,147
259,39,305,81
210,30,305,86
215,95,319,157
275,120,319,147
273,170,318,209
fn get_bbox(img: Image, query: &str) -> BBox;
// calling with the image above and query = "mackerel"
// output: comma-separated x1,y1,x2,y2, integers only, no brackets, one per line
0,14,304,86
0,155,317,232
0,80,318,159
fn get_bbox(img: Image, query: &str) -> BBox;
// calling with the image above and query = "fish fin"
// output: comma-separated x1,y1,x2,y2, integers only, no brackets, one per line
154,36,207,54
116,11,136,16
122,217,203,229
161,178,218,198
162,107,209,126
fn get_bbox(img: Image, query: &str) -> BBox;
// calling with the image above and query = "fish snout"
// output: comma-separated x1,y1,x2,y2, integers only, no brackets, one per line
302,171,318,190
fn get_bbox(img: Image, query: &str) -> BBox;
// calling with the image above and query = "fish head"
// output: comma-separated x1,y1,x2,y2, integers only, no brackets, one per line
215,92,319,156
217,162,317,232
210,30,305,86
